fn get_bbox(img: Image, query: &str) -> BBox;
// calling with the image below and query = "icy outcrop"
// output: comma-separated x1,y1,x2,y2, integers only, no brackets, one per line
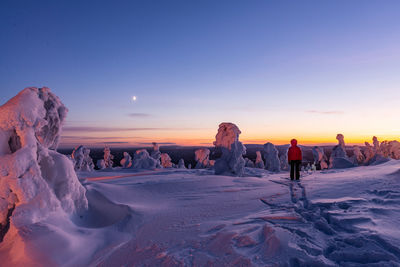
0,87,87,232
103,147,114,168
120,152,132,168
161,153,173,168
312,146,328,170
213,123,246,176
244,158,255,168
263,143,280,172
131,149,158,169
71,145,94,171
195,148,211,169
255,151,265,169
177,159,186,169
329,134,356,169
150,142,162,168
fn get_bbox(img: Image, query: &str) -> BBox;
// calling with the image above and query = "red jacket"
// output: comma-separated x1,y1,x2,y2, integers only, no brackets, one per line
288,139,302,162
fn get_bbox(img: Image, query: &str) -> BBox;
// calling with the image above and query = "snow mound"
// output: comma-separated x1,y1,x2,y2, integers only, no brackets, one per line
263,142,280,172
150,142,162,168
177,159,186,169
132,149,158,170
0,87,88,232
214,123,246,176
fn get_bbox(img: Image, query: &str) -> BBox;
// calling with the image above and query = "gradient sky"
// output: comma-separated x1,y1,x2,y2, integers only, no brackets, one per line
1,1,399,147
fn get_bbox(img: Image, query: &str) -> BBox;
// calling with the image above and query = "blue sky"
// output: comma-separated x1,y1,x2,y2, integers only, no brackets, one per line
1,1,399,146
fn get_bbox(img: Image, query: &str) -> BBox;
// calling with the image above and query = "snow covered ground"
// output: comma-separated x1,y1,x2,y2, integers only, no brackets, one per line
1,160,400,266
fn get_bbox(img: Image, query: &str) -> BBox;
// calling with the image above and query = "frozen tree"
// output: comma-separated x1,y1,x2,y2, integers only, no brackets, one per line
150,142,162,168
372,136,381,154
71,145,94,171
161,153,173,168
120,152,132,168
352,146,365,164
255,151,265,169
213,123,246,176
363,142,375,164
177,158,186,169
279,149,289,171
389,140,400,159
263,142,280,172
97,159,106,170
103,147,114,168
244,158,255,168
0,87,87,236
195,148,211,168
312,146,328,170
132,149,158,169
329,134,355,168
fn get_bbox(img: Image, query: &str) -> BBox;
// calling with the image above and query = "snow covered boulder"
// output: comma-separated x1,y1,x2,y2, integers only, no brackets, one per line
329,134,356,169
263,142,280,172
312,146,328,170
0,87,88,233
120,152,132,168
132,149,158,169
71,145,94,171
161,153,173,168
255,151,265,169
195,148,211,168
213,123,246,176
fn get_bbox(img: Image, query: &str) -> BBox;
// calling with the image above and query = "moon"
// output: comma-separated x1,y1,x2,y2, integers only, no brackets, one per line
132,96,137,102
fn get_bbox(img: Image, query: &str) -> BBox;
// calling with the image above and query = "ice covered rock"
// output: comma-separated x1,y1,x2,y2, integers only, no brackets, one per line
195,148,211,168
103,147,114,168
150,142,162,168
71,145,94,171
177,159,186,169
213,123,246,176
131,149,158,169
120,152,132,168
0,87,87,232
263,142,280,172
312,146,328,170
255,151,265,169
161,153,173,168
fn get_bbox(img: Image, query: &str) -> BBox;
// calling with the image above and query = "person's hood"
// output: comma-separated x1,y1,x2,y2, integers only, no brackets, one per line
290,139,297,147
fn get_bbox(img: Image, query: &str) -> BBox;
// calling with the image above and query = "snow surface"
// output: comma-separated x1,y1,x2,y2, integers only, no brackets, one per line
1,159,400,266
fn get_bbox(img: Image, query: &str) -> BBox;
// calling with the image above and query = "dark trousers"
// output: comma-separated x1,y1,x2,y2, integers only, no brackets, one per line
290,160,301,180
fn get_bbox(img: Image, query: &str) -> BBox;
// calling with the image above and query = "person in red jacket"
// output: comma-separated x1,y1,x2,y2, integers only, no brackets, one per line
288,139,302,180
